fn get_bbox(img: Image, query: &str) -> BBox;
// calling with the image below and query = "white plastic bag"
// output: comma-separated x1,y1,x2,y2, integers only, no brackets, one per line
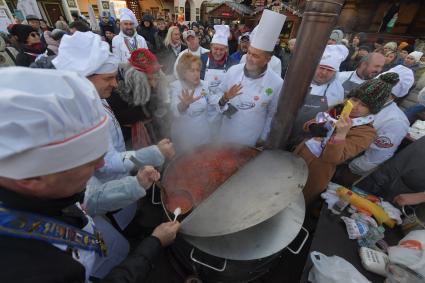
308,251,371,283
388,230,425,277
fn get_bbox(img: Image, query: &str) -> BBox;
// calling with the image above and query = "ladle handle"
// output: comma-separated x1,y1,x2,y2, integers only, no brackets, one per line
287,226,309,255
190,248,227,272
151,183,162,205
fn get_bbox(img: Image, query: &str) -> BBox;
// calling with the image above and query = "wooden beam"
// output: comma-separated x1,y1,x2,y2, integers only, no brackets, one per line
267,0,346,149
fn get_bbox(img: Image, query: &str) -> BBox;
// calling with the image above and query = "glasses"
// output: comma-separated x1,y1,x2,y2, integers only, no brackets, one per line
30,32,39,38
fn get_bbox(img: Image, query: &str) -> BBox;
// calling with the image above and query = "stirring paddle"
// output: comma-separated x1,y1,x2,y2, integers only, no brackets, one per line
173,207,181,222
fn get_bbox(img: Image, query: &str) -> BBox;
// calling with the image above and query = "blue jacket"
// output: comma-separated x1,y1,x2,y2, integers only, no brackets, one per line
229,51,244,63
200,53,238,80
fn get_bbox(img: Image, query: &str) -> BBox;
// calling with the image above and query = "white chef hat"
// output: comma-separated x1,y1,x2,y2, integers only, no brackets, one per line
119,8,137,25
211,25,229,46
379,65,414,98
0,67,109,179
52,31,118,77
319,44,349,71
408,51,424,63
250,9,286,52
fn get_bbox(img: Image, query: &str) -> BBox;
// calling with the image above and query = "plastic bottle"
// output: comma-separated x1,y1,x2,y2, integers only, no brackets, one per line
358,225,385,249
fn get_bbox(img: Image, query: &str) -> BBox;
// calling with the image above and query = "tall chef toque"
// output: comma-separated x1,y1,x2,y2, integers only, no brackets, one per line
250,9,286,52
379,65,414,98
0,67,109,179
52,31,119,77
319,44,349,71
211,25,230,46
119,8,138,25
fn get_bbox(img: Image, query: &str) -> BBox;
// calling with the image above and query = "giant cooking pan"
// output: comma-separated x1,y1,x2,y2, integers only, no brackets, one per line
151,144,308,274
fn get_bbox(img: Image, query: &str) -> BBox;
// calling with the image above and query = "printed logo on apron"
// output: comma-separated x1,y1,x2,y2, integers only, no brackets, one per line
204,58,227,96
236,101,256,110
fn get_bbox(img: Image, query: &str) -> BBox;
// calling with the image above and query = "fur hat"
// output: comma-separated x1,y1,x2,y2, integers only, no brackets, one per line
347,72,399,114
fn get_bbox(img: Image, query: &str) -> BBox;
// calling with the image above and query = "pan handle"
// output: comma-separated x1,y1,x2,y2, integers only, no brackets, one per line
190,248,227,272
151,183,162,205
287,226,309,255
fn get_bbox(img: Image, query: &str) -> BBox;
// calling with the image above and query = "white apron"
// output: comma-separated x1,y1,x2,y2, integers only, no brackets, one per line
204,58,228,137
218,71,275,146
170,82,212,152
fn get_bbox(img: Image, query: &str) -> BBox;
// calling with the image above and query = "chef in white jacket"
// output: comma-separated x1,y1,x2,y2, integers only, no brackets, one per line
337,52,385,97
216,10,285,147
170,52,216,152
349,65,414,176
239,26,282,77
112,8,148,62
288,44,348,146
52,31,175,278
53,31,171,185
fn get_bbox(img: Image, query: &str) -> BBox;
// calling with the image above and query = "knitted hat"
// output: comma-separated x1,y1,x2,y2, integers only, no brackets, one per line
347,72,399,114
398,42,409,50
409,51,424,63
11,24,37,43
329,29,344,44
383,42,397,52
128,48,161,75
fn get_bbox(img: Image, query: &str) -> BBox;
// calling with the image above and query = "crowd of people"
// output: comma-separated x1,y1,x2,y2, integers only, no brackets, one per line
0,7,425,283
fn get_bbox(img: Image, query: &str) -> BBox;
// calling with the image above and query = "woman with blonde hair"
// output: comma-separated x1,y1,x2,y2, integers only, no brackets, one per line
170,53,217,152
157,26,187,76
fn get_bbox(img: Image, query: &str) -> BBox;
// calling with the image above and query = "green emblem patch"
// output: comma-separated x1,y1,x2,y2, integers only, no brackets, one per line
265,88,273,96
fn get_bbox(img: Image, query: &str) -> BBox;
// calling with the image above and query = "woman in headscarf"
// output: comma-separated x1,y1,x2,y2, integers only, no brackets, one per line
107,48,170,149
294,72,400,206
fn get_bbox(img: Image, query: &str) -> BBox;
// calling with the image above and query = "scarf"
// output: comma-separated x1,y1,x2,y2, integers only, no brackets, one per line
120,31,138,52
23,42,45,57
171,43,181,56
208,52,227,66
